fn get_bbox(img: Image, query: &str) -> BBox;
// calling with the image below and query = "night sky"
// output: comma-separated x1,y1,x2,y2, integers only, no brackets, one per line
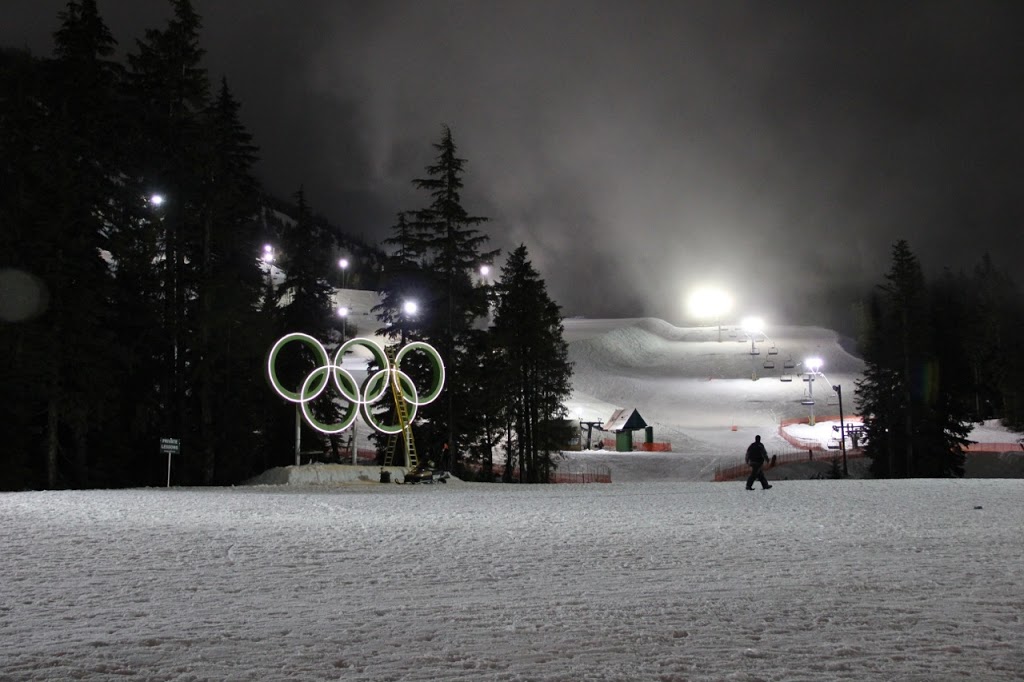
4,1,1022,323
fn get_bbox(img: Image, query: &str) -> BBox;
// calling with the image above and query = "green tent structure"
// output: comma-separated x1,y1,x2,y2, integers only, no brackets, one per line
601,408,649,452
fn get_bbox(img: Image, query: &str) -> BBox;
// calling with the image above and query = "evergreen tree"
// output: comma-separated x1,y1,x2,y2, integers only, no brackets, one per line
855,241,969,477
375,125,498,471
490,245,574,483
126,0,211,477
192,77,265,483
964,255,1024,427
0,1,125,488
269,188,339,467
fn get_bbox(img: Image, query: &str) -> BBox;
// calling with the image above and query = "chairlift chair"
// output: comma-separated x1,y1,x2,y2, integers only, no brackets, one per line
767,346,779,356
783,357,796,369
780,374,794,382
763,358,776,369
801,398,815,406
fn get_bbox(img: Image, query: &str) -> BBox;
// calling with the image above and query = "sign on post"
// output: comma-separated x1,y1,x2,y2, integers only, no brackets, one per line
160,437,180,487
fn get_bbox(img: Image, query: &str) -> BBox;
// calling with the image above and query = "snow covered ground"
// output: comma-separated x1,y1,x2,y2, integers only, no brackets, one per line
2,481,1022,680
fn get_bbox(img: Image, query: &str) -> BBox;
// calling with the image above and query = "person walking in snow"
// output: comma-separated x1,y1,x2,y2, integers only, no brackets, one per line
745,435,772,490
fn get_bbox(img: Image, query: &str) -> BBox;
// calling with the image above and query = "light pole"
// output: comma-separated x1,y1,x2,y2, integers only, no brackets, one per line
688,286,732,342
262,244,275,296
401,299,418,345
338,257,349,289
832,384,848,476
741,317,764,355
804,357,823,425
337,306,349,344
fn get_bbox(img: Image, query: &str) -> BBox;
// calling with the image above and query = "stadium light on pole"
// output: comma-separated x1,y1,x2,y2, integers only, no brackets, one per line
401,299,418,345
687,286,733,342
805,356,823,426
338,257,349,289
832,383,848,476
741,316,764,355
337,306,349,344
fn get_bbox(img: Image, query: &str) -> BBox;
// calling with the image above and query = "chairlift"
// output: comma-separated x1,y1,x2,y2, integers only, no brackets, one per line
801,398,815,406
802,373,812,382
780,374,794,382
783,357,796,369
826,438,841,450
763,358,776,369
767,346,779,356
749,349,761,356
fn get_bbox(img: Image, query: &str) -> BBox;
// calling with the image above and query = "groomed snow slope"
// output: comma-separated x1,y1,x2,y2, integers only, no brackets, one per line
1,482,1021,681
561,317,1022,481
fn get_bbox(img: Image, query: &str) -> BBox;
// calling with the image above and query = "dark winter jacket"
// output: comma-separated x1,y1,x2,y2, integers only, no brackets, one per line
745,441,768,466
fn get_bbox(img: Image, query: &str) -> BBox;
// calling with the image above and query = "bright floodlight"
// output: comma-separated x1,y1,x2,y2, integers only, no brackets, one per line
805,357,824,372
337,306,349,318
687,286,732,320
402,300,418,316
338,258,349,269
263,244,273,253
480,264,490,277
741,316,764,334
149,194,165,207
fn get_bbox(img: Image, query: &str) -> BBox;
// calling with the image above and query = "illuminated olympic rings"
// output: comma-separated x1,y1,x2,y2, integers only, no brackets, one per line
266,333,445,435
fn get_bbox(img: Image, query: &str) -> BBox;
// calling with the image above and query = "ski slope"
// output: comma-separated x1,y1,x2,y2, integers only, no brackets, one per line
560,317,1023,481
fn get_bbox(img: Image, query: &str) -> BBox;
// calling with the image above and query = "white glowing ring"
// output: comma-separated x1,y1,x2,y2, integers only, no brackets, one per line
267,334,445,435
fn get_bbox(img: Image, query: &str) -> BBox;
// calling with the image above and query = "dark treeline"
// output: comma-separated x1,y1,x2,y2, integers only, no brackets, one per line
0,0,573,490
855,240,1024,477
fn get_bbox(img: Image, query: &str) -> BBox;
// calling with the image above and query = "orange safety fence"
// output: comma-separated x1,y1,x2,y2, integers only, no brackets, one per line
597,437,673,452
964,442,1024,452
714,448,866,482
462,460,612,484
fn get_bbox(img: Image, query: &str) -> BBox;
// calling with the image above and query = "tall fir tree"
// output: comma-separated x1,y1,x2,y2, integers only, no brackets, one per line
855,240,969,477
126,0,211,479
0,1,125,488
490,245,574,483
192,77,265,483
268,188,339,467
375,125,498,470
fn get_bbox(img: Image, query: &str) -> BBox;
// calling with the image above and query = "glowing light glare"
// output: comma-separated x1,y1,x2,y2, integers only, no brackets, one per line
149,194,165,206
805,357,824,373
263,244,272,253
403,300,418,316
741,316,764,334
480,264,490,277
338,258,349,269
687,287,733,320
267,334,445,435
337,306,349,318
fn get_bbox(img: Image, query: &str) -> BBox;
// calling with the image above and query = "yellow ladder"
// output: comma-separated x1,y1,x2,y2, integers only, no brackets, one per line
381,346,419,469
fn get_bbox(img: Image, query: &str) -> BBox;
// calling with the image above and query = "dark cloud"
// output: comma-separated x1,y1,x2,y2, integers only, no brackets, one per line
4,1,1022,323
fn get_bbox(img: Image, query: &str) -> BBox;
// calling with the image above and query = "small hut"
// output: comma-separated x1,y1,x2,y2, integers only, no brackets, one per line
602,408,649,452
